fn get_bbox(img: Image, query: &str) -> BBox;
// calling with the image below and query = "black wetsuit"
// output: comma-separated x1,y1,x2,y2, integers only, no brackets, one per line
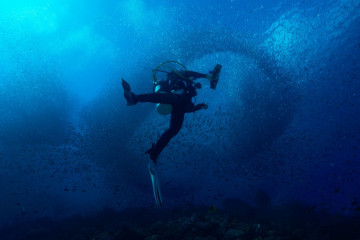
134,70,208,163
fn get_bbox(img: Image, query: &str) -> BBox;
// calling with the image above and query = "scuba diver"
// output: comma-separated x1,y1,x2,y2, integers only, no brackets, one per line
121,61,222,207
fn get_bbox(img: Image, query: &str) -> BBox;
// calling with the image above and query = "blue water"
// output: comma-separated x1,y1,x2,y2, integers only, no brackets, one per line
0,0,359,229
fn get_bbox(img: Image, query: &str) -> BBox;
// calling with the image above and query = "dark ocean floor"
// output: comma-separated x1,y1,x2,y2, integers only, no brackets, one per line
1,198,360,240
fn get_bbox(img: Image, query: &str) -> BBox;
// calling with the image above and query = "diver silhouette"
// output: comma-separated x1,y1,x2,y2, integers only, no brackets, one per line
122,61,222,207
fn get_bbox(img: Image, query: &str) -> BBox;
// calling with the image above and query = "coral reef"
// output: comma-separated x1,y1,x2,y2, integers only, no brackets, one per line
1,200,359,240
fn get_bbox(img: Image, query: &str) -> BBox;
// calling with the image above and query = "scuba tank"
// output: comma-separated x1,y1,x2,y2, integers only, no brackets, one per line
153,81,173,115
152,61,189,116
152,61,205,115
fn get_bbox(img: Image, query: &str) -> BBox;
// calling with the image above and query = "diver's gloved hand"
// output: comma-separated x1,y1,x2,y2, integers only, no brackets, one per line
199,103,208,109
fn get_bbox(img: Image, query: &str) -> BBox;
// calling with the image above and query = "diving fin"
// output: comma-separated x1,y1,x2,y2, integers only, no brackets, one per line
148,158,163,207
210,64,222,90
121,78,136,106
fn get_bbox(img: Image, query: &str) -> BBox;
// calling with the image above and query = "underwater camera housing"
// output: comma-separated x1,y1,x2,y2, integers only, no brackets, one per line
152,61,188,84
152,61,222,115
152,61,221,90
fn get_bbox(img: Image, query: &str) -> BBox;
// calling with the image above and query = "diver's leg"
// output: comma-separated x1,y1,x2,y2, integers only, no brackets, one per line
135,93,186,105
181,70,208,79
122,79,187,105
181,65,222,89
147,110,185,163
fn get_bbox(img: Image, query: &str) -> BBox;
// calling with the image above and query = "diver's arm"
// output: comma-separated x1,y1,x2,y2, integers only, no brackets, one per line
185,103,208,113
